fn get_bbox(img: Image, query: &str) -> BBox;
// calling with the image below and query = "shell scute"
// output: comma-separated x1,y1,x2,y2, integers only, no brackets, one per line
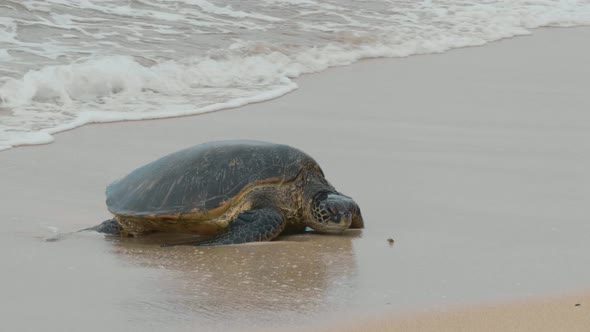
106,140,318,220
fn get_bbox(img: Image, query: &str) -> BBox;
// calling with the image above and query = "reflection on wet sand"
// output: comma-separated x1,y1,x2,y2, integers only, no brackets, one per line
108,231,362,329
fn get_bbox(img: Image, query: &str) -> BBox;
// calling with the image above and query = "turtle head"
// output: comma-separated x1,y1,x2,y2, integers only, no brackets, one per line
308,192,357,233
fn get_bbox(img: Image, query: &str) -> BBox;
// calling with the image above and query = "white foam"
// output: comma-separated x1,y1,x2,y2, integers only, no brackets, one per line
0,49,10,61
182,0,282,21
0,17,17,43
1,0,590,151
0,54,300,150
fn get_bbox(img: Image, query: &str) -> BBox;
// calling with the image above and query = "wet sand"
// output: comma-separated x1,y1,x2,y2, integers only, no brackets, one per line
1,27,589,331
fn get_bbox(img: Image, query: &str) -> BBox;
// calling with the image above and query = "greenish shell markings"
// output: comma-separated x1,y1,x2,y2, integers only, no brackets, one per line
106,140,311,217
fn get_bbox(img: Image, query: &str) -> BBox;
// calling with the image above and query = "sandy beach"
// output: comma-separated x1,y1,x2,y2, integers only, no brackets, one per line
313,292,590,332
1,27,589,331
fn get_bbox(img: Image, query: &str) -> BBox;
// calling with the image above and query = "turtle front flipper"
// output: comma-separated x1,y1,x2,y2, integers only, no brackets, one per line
163,208,287,247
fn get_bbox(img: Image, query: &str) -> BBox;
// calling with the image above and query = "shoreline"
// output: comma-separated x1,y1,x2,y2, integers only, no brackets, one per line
1,27,589,331
1,25,584,153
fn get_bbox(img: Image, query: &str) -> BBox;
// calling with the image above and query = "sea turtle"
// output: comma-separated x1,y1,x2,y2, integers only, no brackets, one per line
91,140,363,246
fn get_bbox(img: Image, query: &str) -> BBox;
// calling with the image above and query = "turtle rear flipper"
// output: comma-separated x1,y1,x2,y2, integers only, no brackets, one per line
162,208,287,247
86,218,123,236
44,218,123,242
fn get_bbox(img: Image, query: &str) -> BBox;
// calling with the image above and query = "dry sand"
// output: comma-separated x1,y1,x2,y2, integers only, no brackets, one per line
313,292,590,332
1,27,589,331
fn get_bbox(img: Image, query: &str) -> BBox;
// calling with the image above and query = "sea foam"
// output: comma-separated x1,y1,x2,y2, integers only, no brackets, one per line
1,0,590,151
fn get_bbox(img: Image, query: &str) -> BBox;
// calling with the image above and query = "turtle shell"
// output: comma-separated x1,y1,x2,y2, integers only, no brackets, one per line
106,140,320,219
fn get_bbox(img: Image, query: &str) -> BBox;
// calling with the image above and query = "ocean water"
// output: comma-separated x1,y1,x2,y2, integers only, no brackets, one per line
0,0,589,151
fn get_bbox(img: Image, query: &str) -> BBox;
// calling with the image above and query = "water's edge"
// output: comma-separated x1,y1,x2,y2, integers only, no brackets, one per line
1,24,586,153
